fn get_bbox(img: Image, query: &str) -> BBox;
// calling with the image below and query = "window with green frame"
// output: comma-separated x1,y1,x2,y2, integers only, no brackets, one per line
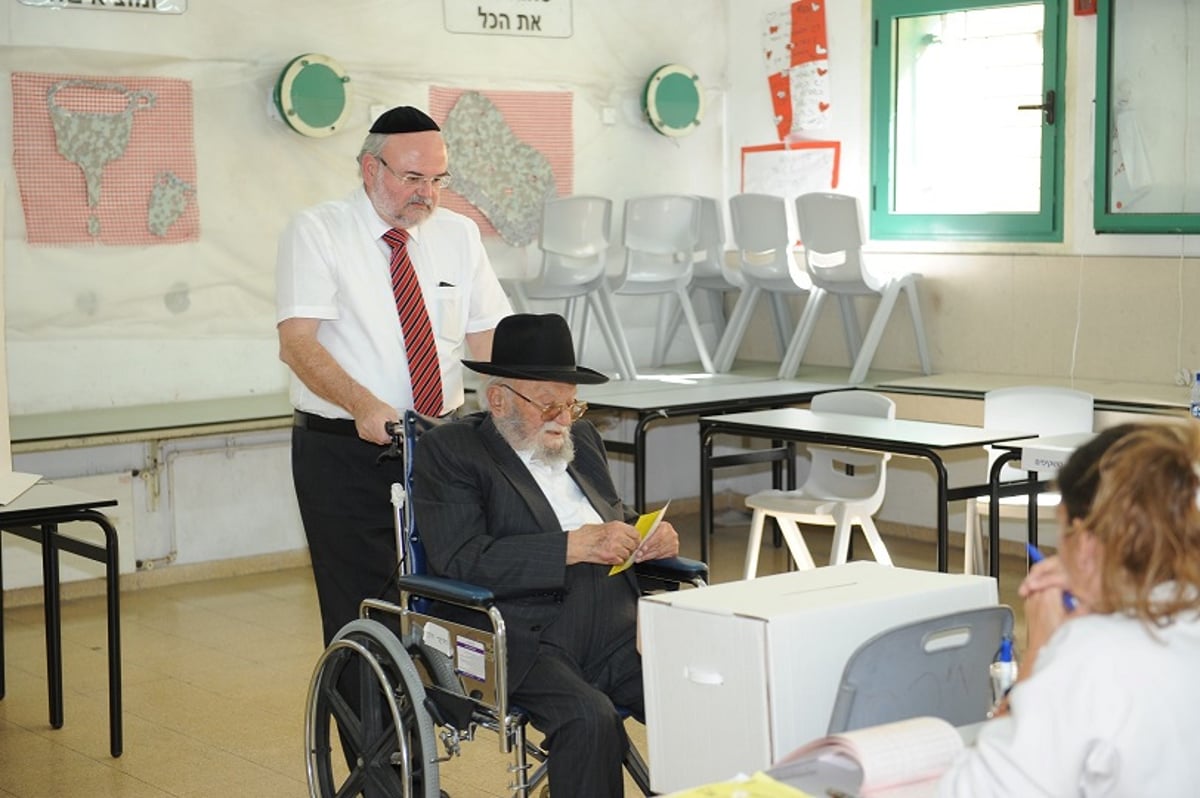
1094,0,1200,234
869,0,1065,242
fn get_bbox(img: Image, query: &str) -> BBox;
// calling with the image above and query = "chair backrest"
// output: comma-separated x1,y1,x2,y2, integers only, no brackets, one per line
728,193,809,289
827,605,1015,734
536,195,612,289
794,192,884,295
983,386,1094,480
399,409,447,579
804,390,896,504
691,195,730,282
618,195,700,287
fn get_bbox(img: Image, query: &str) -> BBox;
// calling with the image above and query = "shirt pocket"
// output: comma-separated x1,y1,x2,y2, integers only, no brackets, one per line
429,285,464,342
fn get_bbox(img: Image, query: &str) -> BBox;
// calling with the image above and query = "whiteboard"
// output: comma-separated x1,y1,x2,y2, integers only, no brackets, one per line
741,141,840,198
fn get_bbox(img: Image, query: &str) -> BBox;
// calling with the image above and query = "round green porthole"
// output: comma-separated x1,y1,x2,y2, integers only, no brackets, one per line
273,53,352,138
642,64,704,137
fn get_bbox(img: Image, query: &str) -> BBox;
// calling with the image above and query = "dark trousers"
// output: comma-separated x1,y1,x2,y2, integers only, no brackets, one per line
291,425,405,645
511,565,643,798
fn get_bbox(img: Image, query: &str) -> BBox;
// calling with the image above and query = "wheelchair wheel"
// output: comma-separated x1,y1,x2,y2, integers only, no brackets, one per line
305,619,440,798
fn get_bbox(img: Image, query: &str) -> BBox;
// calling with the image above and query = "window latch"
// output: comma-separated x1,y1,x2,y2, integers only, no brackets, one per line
1017,89,1056,125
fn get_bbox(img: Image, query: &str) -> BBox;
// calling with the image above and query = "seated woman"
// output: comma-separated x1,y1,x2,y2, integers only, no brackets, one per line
938,421,1200,796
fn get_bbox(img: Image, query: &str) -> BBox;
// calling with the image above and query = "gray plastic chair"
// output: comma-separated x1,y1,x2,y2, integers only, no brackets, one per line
827,605,1014,734
784,192,932,384
713,193,812,372
654,196,737,367
506,196,637,380
612,194,714,373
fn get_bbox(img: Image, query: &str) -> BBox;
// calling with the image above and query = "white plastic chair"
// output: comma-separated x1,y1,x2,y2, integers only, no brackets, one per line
611,194,715,373
963,386,1094,574
654,196,738,367
713,193,811,373
506,195,637,380
742,390,896,579
783,193,932,384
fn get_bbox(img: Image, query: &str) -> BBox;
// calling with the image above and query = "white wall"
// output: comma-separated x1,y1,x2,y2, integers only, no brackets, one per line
0,0,729,413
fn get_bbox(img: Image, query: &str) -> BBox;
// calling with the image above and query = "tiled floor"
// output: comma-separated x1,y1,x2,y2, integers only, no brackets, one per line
0,510,1026,797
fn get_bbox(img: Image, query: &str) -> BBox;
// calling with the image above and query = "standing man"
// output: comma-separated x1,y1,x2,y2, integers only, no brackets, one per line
276,105,511,646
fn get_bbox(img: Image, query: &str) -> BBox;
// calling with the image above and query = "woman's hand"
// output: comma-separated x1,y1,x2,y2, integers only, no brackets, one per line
1018,554,1084,678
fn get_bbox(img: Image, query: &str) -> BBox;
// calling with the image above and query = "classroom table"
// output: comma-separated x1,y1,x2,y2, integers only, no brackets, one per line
698,408,1032,571
0,482,122,757
580,379,845,511
984,431,1096,579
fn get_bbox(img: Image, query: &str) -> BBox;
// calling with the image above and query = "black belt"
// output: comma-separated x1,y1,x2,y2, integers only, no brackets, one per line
293,411,358,437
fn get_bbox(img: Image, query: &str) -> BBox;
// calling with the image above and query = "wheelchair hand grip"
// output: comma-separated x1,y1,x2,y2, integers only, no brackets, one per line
684,667,724,686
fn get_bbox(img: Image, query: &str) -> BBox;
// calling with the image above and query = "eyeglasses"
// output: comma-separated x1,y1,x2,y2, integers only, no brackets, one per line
376,156,453,189
501,384,588,422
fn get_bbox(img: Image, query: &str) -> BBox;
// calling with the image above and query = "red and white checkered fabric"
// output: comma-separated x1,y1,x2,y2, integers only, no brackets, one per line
11,71,199,246
428,86,573,238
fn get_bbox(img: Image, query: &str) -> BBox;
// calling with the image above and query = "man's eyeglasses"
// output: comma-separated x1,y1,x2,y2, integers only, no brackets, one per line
501,384,588,422
377,156,452,189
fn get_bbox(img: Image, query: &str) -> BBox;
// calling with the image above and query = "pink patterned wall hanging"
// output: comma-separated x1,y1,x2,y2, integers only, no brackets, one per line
12,71,198,246
428,87,572,244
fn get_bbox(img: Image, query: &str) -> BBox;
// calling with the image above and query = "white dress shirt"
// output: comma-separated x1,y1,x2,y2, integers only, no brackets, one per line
516,449,603,531
276,186,511,418
938,590,1200,797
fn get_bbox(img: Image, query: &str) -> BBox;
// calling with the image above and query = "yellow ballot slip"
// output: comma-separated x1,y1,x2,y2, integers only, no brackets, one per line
667,771,814,797
609,501,670,576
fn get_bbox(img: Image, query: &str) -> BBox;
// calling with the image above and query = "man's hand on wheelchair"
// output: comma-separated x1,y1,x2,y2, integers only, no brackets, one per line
565,520,680,566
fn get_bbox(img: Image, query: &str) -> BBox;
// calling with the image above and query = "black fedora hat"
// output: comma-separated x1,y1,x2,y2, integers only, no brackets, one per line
463,313,609,385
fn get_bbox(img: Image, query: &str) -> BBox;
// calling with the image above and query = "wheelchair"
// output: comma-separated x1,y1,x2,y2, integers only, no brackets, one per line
305,410,708,797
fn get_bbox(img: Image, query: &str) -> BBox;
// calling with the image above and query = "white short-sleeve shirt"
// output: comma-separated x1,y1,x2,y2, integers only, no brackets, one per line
276,187,512,418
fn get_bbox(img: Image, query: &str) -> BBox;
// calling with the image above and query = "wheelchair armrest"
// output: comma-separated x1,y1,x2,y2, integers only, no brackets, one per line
395,573,496,609
635,555,708,586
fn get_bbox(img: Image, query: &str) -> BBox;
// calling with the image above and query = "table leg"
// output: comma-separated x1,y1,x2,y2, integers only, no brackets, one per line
40,523,64,728
0,536,5,699
88,511,124,758
1027,470,1040,549
700,427,714,565
933,467,949,573
632,411,667,515
988,451,1021,581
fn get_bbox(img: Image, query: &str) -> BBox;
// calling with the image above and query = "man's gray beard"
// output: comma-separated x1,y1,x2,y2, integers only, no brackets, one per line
494,410,575,467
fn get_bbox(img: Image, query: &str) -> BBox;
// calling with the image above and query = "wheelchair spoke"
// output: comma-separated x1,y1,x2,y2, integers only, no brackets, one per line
306,619,441,798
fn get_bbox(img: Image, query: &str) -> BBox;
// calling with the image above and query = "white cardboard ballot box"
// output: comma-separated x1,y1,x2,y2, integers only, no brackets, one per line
639,562,998,793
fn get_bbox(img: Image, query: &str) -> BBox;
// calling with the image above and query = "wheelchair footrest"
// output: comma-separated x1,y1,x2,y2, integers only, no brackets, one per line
425,684,477,732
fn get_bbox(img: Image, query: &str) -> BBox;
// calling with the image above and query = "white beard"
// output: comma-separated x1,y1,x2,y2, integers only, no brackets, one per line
495,412,575,467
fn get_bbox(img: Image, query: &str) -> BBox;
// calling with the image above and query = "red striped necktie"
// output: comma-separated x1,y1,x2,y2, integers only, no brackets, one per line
382,228,444,417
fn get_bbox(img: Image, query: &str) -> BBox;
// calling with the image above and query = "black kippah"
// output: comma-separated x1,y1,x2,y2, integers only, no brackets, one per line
369,106,441,134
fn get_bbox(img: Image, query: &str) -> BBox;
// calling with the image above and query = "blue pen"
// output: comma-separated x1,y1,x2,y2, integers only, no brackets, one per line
1026,542,1078,611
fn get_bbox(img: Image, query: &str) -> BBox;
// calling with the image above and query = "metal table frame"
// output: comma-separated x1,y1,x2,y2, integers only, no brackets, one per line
0,482,122,757
984,432,1095,580
583,380,844,512
698,408,1032,571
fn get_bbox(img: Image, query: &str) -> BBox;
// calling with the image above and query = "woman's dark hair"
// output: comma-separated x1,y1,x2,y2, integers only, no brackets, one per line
1056,423,1138,523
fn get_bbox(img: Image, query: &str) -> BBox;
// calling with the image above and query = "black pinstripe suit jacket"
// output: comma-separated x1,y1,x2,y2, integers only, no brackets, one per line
412,411,642,688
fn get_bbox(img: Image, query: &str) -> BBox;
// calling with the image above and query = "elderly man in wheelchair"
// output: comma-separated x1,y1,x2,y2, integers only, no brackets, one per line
305,313,707,798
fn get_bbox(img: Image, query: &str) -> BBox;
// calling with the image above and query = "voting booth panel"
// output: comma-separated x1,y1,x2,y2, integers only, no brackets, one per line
639,562,997,793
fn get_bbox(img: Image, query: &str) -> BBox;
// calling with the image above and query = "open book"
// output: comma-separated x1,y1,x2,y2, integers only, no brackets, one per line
768,716,963,798
609,501,670,576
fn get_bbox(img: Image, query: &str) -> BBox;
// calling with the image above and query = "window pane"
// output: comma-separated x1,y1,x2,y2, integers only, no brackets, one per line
1108,0,1199,215
893,4,1045,214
